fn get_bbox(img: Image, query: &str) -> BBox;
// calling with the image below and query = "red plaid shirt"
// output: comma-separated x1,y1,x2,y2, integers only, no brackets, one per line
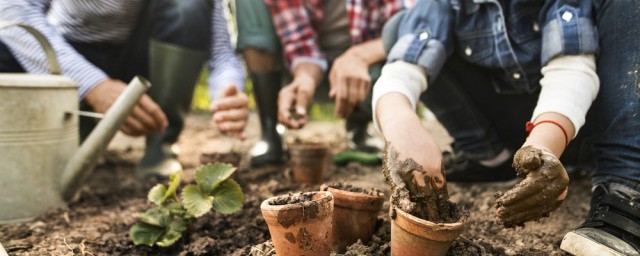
265,0,412,70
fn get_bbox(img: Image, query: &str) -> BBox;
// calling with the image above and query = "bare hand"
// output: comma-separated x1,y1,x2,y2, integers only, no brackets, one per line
277,77,315,129
84,78,167,136
329,51,371,118
495,145,569,227
210,85,249,139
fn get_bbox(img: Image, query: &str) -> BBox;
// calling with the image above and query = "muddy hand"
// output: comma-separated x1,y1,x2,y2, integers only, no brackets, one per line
383,144,450,221
495,146,569,227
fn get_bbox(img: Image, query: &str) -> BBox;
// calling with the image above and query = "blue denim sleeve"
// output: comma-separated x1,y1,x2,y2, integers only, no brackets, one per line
382,0,454,82
540,0,598,65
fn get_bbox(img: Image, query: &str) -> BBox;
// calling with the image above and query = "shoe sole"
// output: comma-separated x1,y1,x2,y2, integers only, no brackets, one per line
561,231,630,256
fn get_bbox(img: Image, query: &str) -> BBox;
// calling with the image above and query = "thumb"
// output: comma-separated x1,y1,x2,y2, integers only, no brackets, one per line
218,84,238,98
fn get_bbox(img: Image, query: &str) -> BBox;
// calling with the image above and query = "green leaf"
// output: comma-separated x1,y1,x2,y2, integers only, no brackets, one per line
156,230,182,247
138,207,170,227
165,200,186,216
155,218,187,247
130,222,164,246
182,185,213,217
164,171,183,201
148,184,167,206
195,164,236,194
211,179,244,214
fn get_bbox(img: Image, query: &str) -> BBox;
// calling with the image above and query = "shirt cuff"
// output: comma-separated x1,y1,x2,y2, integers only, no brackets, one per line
387,34,447,83
372,61,428,132
76,68,109,99
290,56,328,72
541,7,598,65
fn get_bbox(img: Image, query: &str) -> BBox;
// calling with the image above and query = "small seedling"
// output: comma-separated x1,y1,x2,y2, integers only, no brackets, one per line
130,163,243,247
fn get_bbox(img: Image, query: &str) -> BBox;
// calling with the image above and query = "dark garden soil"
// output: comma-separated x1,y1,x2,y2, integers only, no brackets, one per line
0,114,592,255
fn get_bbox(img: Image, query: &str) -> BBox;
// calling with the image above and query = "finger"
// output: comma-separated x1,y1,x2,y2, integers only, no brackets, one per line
211,94,248,112
513,146,543,174
497,184,567,217
278,88,297,128
130,105,158,131
334,77,348,118
138,95,168,130
123,117,146,136
495,176,547,207
213,108,249,122
218,120,246,133
498,198,564,227
360,77,371,102
218,84,238,98
295,88,310,117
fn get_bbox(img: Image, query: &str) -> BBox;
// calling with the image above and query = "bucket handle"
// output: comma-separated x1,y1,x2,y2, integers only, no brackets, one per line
0,21,61,75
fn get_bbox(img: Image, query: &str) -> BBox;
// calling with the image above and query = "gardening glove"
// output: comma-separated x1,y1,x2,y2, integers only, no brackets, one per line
495,145,569,227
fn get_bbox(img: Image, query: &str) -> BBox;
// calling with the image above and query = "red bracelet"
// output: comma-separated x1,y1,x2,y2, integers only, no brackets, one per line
526,120,569,147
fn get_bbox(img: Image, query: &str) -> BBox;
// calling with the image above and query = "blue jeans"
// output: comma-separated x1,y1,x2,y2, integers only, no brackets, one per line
414,1,639,187
0,0,212,141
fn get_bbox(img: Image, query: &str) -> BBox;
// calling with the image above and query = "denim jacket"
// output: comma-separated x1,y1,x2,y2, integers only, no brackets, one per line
383,0,598,94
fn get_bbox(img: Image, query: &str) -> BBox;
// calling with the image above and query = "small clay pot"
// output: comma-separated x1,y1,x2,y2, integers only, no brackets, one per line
200,152,241,167
320,184,384,253
261,191,334,256
390,207,466,256
289,142,330,184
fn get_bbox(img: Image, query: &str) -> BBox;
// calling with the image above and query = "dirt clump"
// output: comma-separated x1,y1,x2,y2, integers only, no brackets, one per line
200,152,241,166
268,192,313,205
322,182,384,197
383,144,463,223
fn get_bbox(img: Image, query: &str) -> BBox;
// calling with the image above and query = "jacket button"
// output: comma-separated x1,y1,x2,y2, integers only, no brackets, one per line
512,72,522,80
464,46,473,56
533,22,540,32
562,11,573,22
419,32,429,41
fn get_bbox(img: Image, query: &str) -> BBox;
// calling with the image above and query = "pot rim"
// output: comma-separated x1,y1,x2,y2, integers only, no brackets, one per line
261,191,333,212
320,185,384,211
0,74,77,88
391,207,466,241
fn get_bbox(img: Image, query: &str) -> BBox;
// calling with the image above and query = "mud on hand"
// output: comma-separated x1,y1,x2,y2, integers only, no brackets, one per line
495,146,569,228
383,144,451,222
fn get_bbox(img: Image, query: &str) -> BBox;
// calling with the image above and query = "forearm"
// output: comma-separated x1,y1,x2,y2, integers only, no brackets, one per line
527,55,599,158
377,93,420,138
0,0,108,99
523,113,575,158
291,62,324,88
346,38,386,66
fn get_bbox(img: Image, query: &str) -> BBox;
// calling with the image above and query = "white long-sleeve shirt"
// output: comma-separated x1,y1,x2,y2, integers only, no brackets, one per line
0,0,245,99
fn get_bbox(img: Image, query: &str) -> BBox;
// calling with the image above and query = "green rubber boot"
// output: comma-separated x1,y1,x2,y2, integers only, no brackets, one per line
136,40,208,178
249,71,285,167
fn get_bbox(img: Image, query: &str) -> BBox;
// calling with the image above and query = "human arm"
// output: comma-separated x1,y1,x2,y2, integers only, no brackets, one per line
495,0,600,227
329,38,386,118
208,0,248,138
277,62,324,129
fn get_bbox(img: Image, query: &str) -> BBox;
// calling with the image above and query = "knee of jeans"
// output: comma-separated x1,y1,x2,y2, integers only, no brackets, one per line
153,0,212,48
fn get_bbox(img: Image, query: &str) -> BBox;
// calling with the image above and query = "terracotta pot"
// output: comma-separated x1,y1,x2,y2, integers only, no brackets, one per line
320,184,384,253
390,207,465,256
289,142,330,184
200,152,241,167
261,191,334,256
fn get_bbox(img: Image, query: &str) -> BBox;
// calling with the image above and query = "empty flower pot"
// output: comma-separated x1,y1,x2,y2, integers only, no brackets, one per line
289,142,330,184
320,183,384,253
261,191,334,256
390,207,466,256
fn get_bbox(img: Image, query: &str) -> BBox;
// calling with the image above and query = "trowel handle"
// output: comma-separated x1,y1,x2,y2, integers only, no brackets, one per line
0,21,61,75
61,77,151,200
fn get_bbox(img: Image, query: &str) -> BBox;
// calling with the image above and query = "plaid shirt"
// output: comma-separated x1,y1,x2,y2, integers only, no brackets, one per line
265,0,412,71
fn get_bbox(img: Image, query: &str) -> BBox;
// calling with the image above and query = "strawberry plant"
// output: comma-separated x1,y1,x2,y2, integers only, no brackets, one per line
130,163,243,247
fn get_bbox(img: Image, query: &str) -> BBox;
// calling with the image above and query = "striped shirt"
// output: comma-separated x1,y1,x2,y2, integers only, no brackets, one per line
0,0,245,100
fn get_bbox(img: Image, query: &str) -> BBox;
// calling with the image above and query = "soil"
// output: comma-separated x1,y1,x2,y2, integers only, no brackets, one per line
383,145,460,223
322,182,384,197
0,114,593,255
268,192,314,206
